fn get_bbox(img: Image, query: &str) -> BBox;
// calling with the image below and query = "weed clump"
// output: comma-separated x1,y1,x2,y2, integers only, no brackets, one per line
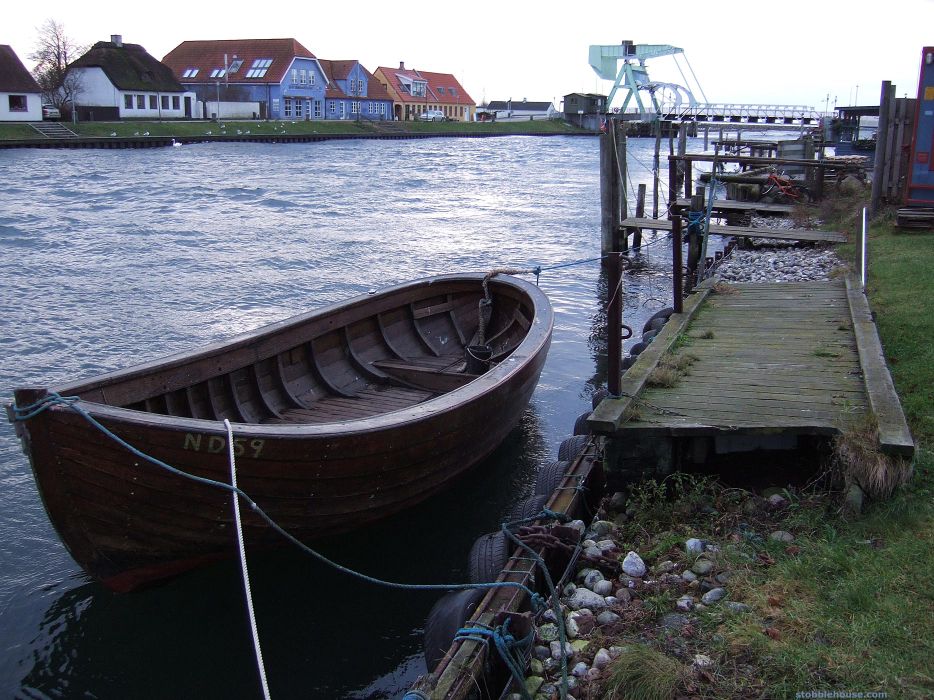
603,644,686,700
833,416,913,498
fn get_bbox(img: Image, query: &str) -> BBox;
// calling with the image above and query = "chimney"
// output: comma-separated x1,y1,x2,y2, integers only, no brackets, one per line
111,35,123,47
399,61,405,70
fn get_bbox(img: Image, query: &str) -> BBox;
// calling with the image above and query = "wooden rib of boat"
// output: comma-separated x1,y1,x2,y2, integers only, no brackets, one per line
9,273,553,592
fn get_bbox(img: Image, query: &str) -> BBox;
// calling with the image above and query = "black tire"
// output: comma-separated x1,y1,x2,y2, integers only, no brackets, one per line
558,434,590,462
643,316,667,334
424,588,486,671
642,329,658,343
506,494,549,524
591,388,609,409
534,459,570,496
644,307,674,329
629,341,648,356
573,411,592,435
468,530,509,583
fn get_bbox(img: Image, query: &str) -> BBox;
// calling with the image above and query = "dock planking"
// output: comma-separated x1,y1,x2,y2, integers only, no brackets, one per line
620,216,847,243
589,277,913,456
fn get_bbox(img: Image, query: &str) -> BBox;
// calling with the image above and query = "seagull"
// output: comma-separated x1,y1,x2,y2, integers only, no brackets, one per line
205,130,212,135
133,131,140,136
142,131,150,136
244,130,250,135
109,132,117,137
236,129,242,135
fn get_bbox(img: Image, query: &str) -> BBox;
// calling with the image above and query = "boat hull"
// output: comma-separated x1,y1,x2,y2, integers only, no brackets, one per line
11,273,552,591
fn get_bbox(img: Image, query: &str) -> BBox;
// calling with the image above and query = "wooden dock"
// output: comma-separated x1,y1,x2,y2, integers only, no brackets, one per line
590,276,913,457
673,197,797,216
620,216,848,244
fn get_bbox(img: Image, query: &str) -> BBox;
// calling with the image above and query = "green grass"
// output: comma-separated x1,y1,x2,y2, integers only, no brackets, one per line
0,118,588,141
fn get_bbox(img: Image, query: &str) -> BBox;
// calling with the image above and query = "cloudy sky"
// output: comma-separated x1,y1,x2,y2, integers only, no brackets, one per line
5,0,931,112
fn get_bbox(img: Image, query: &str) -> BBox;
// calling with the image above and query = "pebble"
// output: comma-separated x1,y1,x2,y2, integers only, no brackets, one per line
593,579,614,596
676,595,694,612
572,661,589,677
583,570,605,589
692,558,715,575
622,551,647,577
537,623,559,643
682,570,698,582
596,610,621,626
693,653,715,668
568,587,608,611
725,601,752,614
593,648,612,670
654,559,677,574
550,640,575,660
590,520,614,537
685,537,705,554
609,492,627,511
770,530,795,543
715,571,732,585
768,493,789,508
567,519,586,535
534,645,551,660
660,613,688,631
596,539,618,553
718,237,843,284
701,587,727,604
614,588,632,604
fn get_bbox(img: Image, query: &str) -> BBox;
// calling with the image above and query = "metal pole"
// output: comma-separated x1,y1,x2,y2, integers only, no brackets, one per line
861,207,868,289
672,216,683,314
607,252,623,396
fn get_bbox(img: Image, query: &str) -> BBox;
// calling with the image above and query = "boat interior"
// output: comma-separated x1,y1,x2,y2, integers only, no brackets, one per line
109,287,535,425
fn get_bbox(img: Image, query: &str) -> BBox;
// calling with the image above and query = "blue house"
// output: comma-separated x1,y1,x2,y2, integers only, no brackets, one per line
318,59,393,120
162,38,328,120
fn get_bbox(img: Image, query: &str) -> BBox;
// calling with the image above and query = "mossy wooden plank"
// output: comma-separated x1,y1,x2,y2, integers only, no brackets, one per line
844,274,915,456
620,217,847,242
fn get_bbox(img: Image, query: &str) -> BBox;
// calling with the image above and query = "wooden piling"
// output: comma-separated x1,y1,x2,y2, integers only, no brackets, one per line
653,120,662,219
634,184,646,249
870,81,895,218
599,124,619,256
672,216,683,314
607,252,623,396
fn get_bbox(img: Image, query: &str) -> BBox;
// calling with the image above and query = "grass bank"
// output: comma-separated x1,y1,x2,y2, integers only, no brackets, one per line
594,200,933,699
0,118,590,141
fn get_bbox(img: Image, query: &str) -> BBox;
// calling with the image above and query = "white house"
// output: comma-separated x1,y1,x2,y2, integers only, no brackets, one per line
484,99,557,121
67,35,196,120
0,45,42,121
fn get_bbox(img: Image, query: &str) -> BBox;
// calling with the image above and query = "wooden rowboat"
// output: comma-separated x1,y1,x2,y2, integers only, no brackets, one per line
9,273,552,592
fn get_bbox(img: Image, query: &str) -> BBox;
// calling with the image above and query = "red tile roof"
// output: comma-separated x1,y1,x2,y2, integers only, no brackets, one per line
0,45,41,93
375,65,474,105
162,39,317,84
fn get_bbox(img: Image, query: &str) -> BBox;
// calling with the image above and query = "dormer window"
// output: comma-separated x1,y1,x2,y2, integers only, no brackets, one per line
229,59,243,73
210,68,226,78
411,81,426,97
245,59,272,78
182,68,199,78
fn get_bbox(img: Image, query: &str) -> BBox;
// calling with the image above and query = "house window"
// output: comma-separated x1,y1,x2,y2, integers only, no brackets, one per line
437,86,445,94
149,95,157,110
378,103,385,115
172,96,180,110
210,68,226,78
411,81,426,97
283,98,292,117
450,87,458,96
291,68,298,84
136,95,145,109
124,94,133,109
161,95,170,110
329,102,336,113
299,69,307,85
182,68,199,78
8,95,27,111
245,59,272,78
295,99,303,117
351,101,359,114
229,59,243,74
368,103,374,114
339,102,345,119
313,100,322,118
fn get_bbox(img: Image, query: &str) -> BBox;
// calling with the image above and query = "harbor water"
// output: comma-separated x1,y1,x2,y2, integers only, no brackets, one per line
0,133,709,698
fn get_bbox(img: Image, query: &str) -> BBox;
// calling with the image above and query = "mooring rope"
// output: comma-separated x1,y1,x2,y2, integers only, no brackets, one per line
225,418,272,700
454,617,535,700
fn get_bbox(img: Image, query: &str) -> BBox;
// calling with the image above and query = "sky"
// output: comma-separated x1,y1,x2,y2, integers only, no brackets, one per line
4,0,932,112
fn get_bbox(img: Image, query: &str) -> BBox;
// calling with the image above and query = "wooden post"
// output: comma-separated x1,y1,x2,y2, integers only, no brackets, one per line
703,125,709,151
653,120,662,219
599,121,619,256
677,124,689,199
870,81,895,217
634,184,646,248
686,193,704,289
607,252,623,396
672,215,683,314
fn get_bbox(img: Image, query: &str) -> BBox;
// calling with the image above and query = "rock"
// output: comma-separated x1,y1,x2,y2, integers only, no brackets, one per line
654,559,677,574
537,623,559,643
692,558,715,575
742,499,760,515
685,538,705,554
660,613,688,631
694,603,707,611
582,539,597,549
604,596,618,606
572,661,590,677
568,610,596,636
614,587,632,604
584,545,603,558
591,520,614,537
593,579,614,596
701,587,726,604
524,676,545,696
596,539,618,553
839,175,864,195
682,570,698,582
565,615,580,638
715,571,732,585
596,610,621,626
845,483,864,515
550,640,575,660
770,530,795,543
544,657,559,673
542,608,558,623
593,648,612,670
563,582,577,597
704,543,720,553
693,653,715,668
761,486,784,498
608,645,626,658
583,569,605,589
534,645,551,660
767,493,789,508
586,667,602,681
571,639,590,654
622,551,646,577
609,491,627,511
568,587,608,611
725,601,751,614
676,595,694,612
567,519,586,535
530,658,544,675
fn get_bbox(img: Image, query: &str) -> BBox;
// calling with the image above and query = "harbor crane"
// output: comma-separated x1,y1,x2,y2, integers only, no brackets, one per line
589,40,707,118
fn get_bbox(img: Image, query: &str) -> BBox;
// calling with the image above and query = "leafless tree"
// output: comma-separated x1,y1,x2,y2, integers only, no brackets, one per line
29,19,86,110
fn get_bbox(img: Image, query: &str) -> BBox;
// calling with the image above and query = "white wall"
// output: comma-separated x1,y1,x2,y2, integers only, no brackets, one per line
1,91,42,121
71,67,193,118
202,101,261,120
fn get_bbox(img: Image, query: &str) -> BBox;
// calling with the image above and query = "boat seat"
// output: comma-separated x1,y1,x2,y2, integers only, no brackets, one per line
371,356,476,392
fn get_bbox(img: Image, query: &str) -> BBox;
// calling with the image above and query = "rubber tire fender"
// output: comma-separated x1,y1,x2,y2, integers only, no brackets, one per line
558,434,590,462
629,341,648,356
423,588,486,671
506,493,550,524
643,315,668,334
642,307,674,332
642,329,658,343
591,387,609,409
573,410,592,435
533,459,571,496
468,530,509,584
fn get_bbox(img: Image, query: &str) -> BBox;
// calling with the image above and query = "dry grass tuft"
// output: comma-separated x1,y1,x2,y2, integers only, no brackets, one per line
833,416,913,498
648,352,698,388
603,644,687,700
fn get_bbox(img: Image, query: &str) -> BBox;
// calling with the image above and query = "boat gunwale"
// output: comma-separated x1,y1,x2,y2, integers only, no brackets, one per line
16,273,553,437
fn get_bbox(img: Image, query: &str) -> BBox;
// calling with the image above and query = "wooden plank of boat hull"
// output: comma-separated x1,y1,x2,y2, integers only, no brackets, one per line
309,333,364,398
186,383,215,419
207,376,245,422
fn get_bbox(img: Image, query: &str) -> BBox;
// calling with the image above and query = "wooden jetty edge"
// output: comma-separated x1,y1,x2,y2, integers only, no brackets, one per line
620,216,848,244
589,276,913,457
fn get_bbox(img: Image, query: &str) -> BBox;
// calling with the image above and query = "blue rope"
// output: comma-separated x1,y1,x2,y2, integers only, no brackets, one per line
454,617,535,700
12,393,543,603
